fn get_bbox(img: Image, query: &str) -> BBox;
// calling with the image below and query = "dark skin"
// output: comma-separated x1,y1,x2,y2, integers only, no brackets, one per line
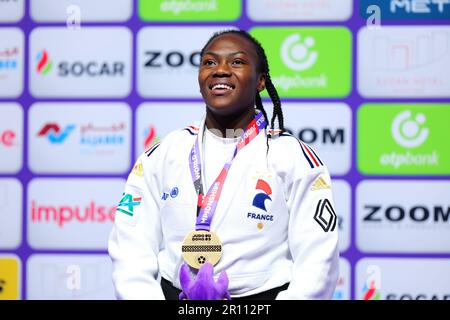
198,34,266,137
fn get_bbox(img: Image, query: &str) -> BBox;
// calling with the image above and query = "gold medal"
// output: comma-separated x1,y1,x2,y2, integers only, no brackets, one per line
181,230,222,269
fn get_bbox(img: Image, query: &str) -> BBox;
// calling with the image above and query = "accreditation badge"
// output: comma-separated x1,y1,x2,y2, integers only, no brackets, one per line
181,230,222,269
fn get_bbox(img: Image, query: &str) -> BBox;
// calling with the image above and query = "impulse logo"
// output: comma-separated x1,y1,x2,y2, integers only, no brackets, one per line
37,123,75,144
247,179,274,228
0,130,16,147
31,200,116,227
36,49,53,75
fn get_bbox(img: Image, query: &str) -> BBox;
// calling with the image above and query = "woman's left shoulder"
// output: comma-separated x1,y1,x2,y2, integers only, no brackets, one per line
268,130,328,177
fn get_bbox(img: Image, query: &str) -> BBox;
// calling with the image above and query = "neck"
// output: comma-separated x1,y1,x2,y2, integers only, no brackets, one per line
205,107,255,138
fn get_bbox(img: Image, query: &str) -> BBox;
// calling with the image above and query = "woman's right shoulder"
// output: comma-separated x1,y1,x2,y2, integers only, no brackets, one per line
140,123,201,161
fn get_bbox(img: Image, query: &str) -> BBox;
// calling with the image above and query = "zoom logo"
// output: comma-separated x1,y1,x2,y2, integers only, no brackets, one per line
363,205,450,223
144,51,200,68
280,34,317,72
392,110,429,148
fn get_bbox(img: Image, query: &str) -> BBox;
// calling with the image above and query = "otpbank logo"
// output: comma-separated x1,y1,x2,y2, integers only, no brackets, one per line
28,178,125,249
138,0,241,21
250,27,351,98
35,49,52,75
29,27,131,98
358,104,450,175
360,0,450,20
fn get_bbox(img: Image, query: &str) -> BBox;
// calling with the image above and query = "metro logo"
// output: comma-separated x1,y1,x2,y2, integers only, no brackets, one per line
250,27,351,97
37,123,75,144
360,0,450,19
358,104,450,174
31,200,116,227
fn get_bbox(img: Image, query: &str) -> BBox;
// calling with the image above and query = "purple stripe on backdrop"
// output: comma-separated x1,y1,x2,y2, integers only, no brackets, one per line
0,0,449,300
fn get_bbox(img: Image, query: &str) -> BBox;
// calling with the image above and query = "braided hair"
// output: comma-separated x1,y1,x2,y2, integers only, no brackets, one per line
200,29,284,135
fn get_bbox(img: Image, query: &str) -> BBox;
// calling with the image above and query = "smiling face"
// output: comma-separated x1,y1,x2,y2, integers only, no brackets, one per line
198,33,266,117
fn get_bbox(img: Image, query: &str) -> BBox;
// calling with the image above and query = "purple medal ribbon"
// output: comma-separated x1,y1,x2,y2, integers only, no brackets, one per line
188,112,267,231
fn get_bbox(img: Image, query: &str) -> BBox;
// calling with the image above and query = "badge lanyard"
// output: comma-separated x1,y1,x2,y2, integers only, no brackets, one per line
188,112,267,231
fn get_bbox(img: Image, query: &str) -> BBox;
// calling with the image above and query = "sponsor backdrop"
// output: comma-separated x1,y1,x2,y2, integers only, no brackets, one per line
0,0,449,300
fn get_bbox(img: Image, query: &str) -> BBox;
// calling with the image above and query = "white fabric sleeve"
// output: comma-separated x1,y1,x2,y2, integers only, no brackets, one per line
108,154,165,300
276,166,339,300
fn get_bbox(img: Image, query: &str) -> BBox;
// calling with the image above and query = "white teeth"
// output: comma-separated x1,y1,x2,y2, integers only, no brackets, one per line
212,84,233,90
